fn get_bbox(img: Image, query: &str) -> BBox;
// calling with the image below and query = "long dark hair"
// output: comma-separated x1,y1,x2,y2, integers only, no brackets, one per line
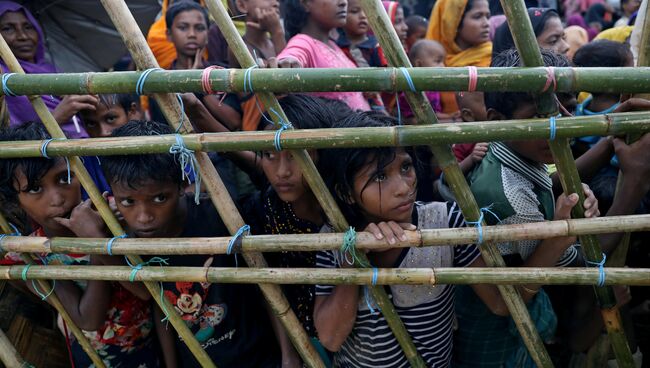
282,0,310,39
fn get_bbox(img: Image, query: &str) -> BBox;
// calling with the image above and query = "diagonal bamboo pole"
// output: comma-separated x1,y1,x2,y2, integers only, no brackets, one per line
0,328,26,368
0,190,105,367
2,213,650,256
1,111,650,157
203,0,429,365
499,0,635,365
99,1,326,366
0,38,214,367
6,265,650,287
5,67,650,95
359,0,555,366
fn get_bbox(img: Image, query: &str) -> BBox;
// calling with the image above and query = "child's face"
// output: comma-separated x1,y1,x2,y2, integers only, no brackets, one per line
80,103,135,138
261,150,314,204
304,0,348,31
406,25,426,50
351,149,417,224
393,7,408,45
237,0,280,21
111,180,185,238
415,43,446,68
167,10,208,58
343,0,368,37
15,160,81,235
0,11,38,63
457,92,486,122
455,0,490,49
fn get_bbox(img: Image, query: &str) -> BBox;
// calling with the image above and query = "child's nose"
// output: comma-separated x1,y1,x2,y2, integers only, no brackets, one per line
49,190,65,207
136,209,154,225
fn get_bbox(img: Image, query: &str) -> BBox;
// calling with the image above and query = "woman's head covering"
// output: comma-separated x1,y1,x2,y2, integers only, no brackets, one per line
489,14,507,40
0,2,87,138
566,13,599,39
565,25,588,61
382,1,399,23
585,3,613,30
594,25,634,43
492,8,559,57
425,0,492,67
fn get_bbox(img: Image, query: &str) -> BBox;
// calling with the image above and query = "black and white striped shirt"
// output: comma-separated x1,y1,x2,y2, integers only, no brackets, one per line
316,202,480,368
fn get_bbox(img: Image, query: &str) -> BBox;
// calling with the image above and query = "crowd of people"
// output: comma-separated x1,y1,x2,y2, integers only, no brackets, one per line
1,0,650,367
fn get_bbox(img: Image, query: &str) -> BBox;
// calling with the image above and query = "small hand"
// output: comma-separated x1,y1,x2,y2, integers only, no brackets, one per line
247,8,283,35
613,134,650,191
53,199,107,238
470,142,489,163
278,57,302,68
364,221,416,249
53,95,100,124
189,48,205,70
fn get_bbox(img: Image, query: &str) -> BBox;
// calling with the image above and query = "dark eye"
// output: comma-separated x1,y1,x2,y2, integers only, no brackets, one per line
27,185,42,194
401,162,412,173
120,198,134,206
153,194,167,203
263,151,275,159
373,172,387,182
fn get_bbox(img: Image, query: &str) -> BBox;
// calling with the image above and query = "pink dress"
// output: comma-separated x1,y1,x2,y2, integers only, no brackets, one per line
278,34,371,111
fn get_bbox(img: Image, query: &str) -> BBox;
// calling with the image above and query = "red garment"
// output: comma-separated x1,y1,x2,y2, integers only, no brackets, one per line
453,142,476,162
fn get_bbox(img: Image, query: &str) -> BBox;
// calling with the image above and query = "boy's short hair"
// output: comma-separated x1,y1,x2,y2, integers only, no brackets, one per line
165,1,209,29
0,122,55,204
98,93,140,112
573,40,632,68
405,15,428,36
485,49,573,118
258,94,345,130
101,120,184,189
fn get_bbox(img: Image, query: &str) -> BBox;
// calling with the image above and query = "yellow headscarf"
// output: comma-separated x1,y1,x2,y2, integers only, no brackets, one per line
594,26,634,43
425,0,492,68
426,0,492,113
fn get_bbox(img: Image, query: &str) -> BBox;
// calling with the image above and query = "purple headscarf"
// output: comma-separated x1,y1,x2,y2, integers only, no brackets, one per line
0,1,87,138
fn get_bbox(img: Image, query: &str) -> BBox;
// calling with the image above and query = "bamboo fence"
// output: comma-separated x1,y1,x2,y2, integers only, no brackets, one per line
0,0,647,366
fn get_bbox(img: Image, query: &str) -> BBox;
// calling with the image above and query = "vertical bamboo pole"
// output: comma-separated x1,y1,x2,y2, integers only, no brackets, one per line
202,0,427,365
499,0,635,366
0,39,216,367
0,200,105,367
359,0,555,366
99,1,327,366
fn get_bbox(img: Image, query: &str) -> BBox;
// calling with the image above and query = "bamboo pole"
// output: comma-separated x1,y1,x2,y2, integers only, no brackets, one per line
0,37,216,367
99,1,328,366
204,0,428,365
1,112,650,157
359,0,555,366
0,191,105,367
499,0,635,365
4,67,650,95
0,328,26,368
1,214,649,255
6,265,650,286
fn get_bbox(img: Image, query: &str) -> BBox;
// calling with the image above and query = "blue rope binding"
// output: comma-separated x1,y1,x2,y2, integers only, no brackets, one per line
549,115,557,141
586,253,607,287
2,73,17,96
106,234,127,256
41,138,71,184
227,224,250,268
465,206,502,245
169,134,201,204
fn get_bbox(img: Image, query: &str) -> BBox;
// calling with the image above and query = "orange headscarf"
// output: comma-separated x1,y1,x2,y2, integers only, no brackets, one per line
425,0,492,113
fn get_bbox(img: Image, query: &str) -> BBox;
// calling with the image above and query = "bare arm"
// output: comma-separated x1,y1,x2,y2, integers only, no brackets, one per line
154,306,178,368
266,303,302,367
313,285,359,352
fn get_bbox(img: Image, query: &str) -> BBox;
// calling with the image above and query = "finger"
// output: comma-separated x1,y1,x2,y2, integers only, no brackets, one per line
246,21,262,30
267,57,278,69
71,102,98,112
365,223,383,240
52,217,72,229
398,222,417,231
388,221,407,241
377,222,397,245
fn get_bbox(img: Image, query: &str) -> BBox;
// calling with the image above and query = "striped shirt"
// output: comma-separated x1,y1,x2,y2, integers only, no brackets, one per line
315,202,480,368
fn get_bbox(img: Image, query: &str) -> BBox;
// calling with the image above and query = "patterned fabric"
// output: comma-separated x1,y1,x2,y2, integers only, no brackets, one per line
2,227,155,368
316,202,480,368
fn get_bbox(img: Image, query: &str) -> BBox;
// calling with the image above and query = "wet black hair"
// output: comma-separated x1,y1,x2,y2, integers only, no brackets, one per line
101,120,184,189
98,93,140,113
258,94,346,131
282,0,309,39
318,111,414,228
405,15,428,36
165,1,209,29
0,122,57,204
485,48,573,119
573,40,632,68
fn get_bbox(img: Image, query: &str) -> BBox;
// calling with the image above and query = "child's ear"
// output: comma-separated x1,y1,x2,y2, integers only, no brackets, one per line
460,107,475,122
235,0,247,15
127,102,144,121
486,108,505,121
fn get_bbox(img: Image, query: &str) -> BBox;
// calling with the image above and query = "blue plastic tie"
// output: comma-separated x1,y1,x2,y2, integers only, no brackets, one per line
243,65,258,93
40,138,71,184
364,271,380,314
106,234,127,256
274,123,291,151
586,253,607,287
227,224,250,255
399,67,417,92
125,256,169,282
169,134,201,204
2,73,17,96
465,206,502,245
371,267,378,286
135,68,162,96
549,116,557,140
340,227,370,267
30,258,56,301
21,264,31,281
